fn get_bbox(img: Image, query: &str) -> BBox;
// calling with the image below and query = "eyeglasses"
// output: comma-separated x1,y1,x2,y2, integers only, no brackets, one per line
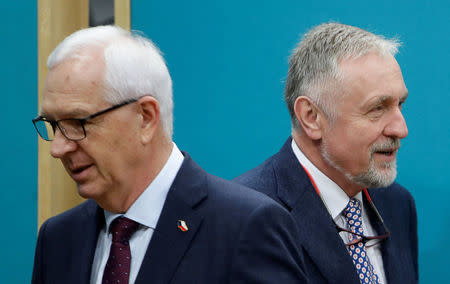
335,219,390,247
32,98,138,141
300,164,390,247
334,193,390,247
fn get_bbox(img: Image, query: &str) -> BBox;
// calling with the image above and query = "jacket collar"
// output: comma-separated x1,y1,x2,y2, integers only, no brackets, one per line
70,200,104,284
272,138,361,283
135,152,207,283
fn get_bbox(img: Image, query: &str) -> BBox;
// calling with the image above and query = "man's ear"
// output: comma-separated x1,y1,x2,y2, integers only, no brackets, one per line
294,96,324,140
137,96,160,144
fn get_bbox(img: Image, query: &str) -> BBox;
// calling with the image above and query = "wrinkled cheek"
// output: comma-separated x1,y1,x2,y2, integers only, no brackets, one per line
330,142,353,163
335,145,367,174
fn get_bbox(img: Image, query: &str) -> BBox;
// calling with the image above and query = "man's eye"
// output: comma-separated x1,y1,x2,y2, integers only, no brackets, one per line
372,105,384,112
366,105,385,119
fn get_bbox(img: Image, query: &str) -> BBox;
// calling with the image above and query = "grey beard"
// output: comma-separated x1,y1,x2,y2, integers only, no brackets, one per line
321,138,400,188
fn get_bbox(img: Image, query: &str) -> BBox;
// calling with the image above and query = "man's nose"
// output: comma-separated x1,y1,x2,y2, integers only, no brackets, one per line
50,129,77,158
383,108,408,139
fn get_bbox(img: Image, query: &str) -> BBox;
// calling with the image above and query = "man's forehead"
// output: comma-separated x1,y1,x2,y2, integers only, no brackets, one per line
47,54,104,85
341,53,404,86
41,55,107,118
40,93,104,118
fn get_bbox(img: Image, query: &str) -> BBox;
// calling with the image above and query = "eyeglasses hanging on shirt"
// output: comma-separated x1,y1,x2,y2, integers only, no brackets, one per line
301,164,390,247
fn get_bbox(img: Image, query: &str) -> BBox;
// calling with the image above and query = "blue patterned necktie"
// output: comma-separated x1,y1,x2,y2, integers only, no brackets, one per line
344,198,380,284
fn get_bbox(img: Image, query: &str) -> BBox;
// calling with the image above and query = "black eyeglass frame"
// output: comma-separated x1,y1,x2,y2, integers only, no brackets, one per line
32,98,138,141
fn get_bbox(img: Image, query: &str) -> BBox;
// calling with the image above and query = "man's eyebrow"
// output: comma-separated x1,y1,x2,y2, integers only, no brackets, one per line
368,92,409,107
39,108,91,120
368,95,391,107
38,109,52,119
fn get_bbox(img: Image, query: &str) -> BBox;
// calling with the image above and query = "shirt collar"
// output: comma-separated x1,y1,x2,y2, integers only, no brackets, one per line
104,142,184,230
290,139,363,219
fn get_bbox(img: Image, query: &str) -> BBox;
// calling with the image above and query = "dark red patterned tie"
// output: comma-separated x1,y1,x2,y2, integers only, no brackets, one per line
102,216,139,284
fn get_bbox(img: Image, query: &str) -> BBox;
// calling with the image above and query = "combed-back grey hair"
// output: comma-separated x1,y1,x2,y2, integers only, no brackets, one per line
285,22,400,130
47,25,174,138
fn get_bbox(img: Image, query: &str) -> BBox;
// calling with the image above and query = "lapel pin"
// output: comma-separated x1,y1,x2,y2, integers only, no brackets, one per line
177,220,189,232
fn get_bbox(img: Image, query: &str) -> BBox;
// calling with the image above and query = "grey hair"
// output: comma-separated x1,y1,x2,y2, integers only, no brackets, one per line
47,25,174,138
285,22,400,130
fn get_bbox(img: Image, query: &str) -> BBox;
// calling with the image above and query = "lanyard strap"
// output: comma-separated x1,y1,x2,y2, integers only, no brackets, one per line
299,163,387,230
300,163,372,207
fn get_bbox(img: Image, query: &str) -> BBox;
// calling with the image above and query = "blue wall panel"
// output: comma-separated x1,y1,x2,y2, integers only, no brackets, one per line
133,1,449,282
0,1,38,283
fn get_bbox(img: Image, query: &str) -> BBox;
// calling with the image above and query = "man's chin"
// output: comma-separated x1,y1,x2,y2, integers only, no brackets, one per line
76,183,100,200
352,166,397,188
321,145,397,188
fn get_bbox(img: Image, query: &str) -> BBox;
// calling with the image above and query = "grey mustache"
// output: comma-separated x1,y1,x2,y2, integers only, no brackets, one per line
371,139,401,153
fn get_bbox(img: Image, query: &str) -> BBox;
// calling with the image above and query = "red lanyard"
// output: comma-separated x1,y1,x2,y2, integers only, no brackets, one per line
300,164,373,204
299,163,390,244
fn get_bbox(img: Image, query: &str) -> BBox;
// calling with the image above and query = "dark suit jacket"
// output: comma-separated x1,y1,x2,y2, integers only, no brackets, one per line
234,138,418,284
32,153,308,284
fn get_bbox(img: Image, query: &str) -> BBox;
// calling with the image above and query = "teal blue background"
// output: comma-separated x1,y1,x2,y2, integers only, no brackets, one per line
3,0,448,282
132,0,449,283
1,1,38,283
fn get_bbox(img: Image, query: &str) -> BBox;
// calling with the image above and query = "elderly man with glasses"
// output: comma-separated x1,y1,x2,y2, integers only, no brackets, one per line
235,23,418,284
32,26,309,284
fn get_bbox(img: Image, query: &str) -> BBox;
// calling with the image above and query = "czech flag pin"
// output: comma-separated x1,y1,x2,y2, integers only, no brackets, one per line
177,220,188,232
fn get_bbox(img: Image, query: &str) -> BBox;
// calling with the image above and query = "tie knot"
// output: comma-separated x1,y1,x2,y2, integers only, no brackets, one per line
345,198,361,214
109,216,139,244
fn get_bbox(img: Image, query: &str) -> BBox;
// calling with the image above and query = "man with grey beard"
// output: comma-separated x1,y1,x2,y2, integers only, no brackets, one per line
234,23,418,284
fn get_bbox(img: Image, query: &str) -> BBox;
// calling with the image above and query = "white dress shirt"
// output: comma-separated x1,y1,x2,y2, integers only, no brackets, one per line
291,139,387,283
90,143,184,284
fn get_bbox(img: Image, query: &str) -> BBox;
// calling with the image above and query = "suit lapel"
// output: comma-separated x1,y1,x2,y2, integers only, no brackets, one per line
367,188,402,284
70,200,104,284
273,138,360,283
135,154,207,284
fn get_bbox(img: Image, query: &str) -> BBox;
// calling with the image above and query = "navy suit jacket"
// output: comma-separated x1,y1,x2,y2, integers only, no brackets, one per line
32,153,308,284
234,138,418,283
